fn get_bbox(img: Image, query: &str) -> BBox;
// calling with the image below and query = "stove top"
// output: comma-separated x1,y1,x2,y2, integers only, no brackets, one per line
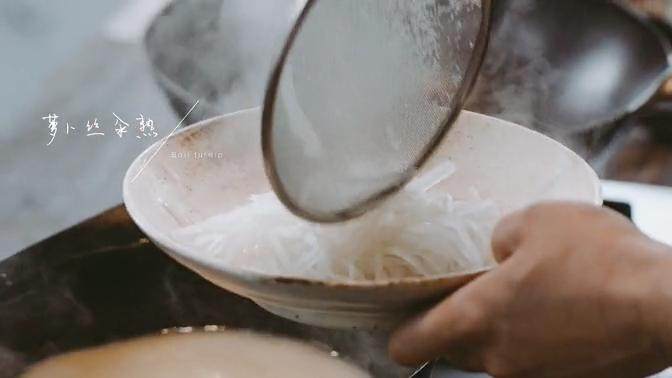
603,180,672,246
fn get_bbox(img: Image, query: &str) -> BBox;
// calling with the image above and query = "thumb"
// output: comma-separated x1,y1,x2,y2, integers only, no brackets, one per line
491,209,527,263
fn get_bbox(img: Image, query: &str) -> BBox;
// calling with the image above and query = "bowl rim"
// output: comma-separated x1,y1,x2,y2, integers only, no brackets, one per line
123,107,602,289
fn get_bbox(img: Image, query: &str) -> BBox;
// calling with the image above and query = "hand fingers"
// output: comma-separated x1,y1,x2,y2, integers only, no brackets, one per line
390,208,531,368
389,298,477,366
389,274,497,367
491,209,528,263
389,207,529,368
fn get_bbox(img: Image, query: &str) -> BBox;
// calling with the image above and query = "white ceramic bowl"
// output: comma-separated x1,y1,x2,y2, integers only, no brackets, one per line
123,107,601,330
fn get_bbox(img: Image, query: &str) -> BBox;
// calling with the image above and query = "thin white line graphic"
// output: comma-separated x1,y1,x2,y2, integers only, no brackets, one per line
131,99,200,182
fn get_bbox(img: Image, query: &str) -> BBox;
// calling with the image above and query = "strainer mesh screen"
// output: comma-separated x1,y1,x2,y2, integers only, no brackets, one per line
268,0,484,221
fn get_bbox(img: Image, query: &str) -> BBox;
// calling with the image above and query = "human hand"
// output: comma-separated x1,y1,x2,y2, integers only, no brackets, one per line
390,202,672,377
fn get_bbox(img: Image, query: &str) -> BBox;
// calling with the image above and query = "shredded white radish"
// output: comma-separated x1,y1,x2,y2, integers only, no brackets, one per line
173,161,500,282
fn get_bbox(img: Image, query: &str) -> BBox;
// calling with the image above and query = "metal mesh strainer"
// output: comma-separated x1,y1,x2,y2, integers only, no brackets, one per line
263,0,491,222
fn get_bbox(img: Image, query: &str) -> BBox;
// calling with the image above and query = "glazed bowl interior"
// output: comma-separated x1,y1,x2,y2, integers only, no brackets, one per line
123,107,601,329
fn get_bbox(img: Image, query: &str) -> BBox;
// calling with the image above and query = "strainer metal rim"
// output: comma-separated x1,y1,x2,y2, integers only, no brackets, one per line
262,0,493,223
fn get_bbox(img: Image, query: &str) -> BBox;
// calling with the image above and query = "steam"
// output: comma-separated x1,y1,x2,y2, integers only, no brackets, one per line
466,0,557,132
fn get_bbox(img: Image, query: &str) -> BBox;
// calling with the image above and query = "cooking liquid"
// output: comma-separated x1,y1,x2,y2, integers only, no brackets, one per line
22,330,370,378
